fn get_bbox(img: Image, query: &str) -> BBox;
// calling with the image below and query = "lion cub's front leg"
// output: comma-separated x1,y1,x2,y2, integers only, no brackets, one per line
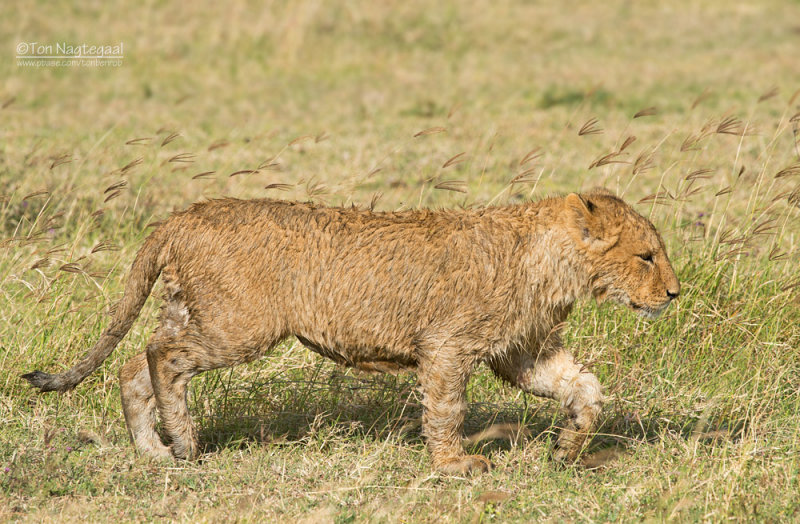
418,355,490,475
488,343,604,462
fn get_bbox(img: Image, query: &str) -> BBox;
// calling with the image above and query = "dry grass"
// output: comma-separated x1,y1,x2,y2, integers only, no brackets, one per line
2,0,800,521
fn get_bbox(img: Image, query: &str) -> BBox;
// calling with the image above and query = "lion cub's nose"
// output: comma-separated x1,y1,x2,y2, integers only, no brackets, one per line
666,288,679,299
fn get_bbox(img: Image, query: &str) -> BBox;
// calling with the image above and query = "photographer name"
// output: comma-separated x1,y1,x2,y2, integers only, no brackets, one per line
17,41,124,58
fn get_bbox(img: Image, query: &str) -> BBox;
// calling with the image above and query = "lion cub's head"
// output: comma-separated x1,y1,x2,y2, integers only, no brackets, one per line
564,189,680,318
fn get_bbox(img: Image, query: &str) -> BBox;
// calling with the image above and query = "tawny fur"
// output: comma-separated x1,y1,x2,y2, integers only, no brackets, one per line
22,189,679,474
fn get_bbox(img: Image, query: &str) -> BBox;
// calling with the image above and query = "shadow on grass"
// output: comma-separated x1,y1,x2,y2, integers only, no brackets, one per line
192,368,746,467
194,368,557,457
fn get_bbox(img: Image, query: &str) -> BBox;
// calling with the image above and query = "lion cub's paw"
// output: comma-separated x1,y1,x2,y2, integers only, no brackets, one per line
137,445,174,463
436,454,492,475
147,446,174,461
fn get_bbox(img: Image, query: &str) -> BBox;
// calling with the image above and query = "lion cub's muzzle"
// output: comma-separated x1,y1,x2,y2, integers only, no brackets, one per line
633,295,677,319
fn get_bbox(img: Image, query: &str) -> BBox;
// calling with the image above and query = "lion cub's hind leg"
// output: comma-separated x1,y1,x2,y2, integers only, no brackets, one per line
144,288,284,460
119,351,171,459
147,332,282,460
145,333,201,460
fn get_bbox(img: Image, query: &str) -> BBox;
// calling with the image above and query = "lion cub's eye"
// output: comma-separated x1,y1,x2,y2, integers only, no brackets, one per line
637,253,654,263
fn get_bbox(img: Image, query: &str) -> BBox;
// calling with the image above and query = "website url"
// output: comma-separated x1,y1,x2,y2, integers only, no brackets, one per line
17,58,123,68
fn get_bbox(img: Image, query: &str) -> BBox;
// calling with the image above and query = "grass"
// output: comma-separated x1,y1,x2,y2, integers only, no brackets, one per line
2,0,800,521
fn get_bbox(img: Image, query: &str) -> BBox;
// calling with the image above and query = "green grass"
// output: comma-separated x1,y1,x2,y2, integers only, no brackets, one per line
2,0,800,521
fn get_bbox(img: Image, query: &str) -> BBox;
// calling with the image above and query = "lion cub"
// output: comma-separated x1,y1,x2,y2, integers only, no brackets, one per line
24,189,679,474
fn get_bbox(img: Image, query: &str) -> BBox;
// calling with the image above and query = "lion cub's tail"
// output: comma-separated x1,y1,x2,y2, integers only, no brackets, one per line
22,229,167,393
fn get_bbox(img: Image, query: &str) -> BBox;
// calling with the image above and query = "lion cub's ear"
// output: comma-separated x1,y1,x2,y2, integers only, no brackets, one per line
564,193,619,253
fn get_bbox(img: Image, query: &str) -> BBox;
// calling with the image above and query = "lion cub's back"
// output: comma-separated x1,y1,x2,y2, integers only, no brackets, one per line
159,198,433,293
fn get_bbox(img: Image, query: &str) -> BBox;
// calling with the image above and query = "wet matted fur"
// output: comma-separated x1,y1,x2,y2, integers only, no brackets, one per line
23,189,679,474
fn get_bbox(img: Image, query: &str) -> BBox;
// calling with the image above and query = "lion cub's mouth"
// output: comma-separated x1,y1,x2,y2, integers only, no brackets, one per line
630,300,671,319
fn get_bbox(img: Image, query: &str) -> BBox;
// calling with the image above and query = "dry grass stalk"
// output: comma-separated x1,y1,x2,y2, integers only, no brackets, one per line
519,147,543,166
58,263,82,274
433,179,467,193
619,136,637,151
160,132,181,147
23,190,49,201
305,179,328,197
716,246,749,260
510,168,538,185
715,186,733,197
104,180,127,194
265,183,294,191
49,154,72,170
774,162,800,178
414,126,447,137
578,118,602,136
780,276,800,292
716,116,745,136
632,151,655,176
103,190,122,202
442,152,467,168
718,229,746,245
589,151,627,169
207,140,230,151
168,153,195,164
637,190,672,205
258,160,281,170
229,170,258,177
120,157,143,174
91,241,120,253
676,179,704,200
691,88,712,109
681,131,708,152
757,86,779,102
752,218,777,236
125,137,152,146
30,257,50,270
788,187,800,208
289,135,314,147
369,192,382,210
768,244,788,261
633,107,657,118
685,168,714,181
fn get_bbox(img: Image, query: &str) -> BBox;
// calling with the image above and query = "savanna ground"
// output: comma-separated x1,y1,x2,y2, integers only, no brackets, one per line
2,1,800,521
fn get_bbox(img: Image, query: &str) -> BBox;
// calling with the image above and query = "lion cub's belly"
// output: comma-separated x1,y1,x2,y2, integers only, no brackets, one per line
295,335,417,374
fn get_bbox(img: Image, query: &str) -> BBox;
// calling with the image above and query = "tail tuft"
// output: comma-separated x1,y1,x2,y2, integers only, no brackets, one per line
21,370,74,393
